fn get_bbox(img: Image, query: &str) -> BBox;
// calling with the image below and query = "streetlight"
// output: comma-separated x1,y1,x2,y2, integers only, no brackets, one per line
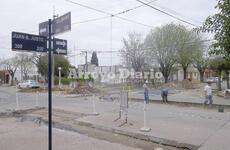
58,67,62,88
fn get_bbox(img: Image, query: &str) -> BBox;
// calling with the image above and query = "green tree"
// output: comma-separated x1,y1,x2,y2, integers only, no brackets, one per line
145,23,201,83
34,54,70,81
198,0,230,60
90,51,99,66
223,60,230,88
209,57,225,91
192,49,209,82
176,28,204,80
54,55,70,77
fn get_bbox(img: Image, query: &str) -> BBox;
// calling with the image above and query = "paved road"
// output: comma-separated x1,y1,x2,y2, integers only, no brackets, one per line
1,86,230,150
0,118,140,150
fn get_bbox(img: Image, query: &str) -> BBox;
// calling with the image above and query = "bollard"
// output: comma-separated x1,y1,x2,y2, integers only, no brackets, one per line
218,105,224,113
140,101,151,132
92,94,99,115
36,91,39,107
16,86,19,110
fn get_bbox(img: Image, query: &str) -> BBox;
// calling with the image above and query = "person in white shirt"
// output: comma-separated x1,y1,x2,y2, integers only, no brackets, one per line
204,82,213,106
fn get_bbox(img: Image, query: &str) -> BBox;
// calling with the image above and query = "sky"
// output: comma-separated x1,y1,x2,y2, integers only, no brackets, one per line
0,0,217,67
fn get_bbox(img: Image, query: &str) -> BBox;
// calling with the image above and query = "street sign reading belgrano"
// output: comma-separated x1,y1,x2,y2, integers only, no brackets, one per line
53,12,71,35
12,31,47,52
53,38,67,55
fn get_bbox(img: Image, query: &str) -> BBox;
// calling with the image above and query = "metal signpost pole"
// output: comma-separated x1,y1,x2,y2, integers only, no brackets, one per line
48,19,52,150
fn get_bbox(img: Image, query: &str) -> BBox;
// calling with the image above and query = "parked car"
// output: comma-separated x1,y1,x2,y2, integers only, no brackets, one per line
18,80,40,89
206,77,221,83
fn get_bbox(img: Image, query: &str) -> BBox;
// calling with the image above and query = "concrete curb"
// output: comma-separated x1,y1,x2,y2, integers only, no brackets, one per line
0,107,45,118
64,94,93,98
131,98,230,109
74,120,199,150
19,115,199,150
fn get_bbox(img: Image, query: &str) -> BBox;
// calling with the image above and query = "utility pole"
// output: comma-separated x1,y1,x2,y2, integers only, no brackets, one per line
86,51,88,72
52,6,58,88
110,15,113,72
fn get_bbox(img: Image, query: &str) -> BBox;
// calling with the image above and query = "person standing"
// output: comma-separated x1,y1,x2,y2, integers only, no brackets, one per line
161,88,168,103
204,81,213,107
143,80,149,104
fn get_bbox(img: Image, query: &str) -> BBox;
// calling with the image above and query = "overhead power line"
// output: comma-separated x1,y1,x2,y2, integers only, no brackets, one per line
65,0,154,28
136,0,199,27
151,3,202,25
0,1,158,39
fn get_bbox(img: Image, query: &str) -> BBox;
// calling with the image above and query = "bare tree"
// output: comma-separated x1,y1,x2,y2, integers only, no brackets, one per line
18,53,34,80
1,56,20,85
121,32,146,72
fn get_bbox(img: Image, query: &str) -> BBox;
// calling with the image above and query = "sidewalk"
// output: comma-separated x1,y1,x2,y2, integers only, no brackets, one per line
75,106,230,150
131,88,230,107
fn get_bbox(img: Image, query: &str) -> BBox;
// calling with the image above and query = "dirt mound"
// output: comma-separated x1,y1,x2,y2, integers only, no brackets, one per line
18,88,45,93
161,79,194,89
69,86,100,94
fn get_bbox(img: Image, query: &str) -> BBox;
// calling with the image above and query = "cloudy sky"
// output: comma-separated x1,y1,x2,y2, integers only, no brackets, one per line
0,0,217,66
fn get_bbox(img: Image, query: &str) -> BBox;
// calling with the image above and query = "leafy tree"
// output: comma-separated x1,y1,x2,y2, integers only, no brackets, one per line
192,49,209,82
198,0,230,60
54,55,70,77
34,54,70,81
209,57,225,91
176,27,204,79
121,32,146,72
33,54,48,80
90,51,99,66
145,23,187,83
222,60,230,88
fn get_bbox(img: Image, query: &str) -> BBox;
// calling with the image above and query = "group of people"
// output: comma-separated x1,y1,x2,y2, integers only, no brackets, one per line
143,80,169,104
143,80,213,106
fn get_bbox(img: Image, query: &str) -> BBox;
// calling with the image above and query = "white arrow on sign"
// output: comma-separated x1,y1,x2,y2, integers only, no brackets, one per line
56,41,66,47
56,48,66,54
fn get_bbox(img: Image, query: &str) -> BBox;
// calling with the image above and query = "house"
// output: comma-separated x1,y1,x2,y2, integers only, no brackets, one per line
0,70,11,85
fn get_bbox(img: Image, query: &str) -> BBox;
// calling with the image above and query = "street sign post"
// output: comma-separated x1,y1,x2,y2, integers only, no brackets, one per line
12,32,47,52
38,11,71,150
53,38,67,55
47,19,52,150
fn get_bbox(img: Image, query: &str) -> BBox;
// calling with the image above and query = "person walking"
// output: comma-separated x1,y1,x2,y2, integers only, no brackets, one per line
143,80,149,104
204,81,213,107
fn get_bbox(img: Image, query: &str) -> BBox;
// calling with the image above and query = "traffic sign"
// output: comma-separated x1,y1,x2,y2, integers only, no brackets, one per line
39,21,50,37
53,38,67,55
53,12,71,35
12,31,47,52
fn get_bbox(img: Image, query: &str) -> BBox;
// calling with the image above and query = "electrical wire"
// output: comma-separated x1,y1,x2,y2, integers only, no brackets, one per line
136,0,199,27
65,0,154,28
150,3,202,25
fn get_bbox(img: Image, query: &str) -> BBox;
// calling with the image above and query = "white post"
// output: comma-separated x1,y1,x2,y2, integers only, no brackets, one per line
36,91,39,107
92,94,99,115
58,67,62,89
16,86,19,110
140,101,151,132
